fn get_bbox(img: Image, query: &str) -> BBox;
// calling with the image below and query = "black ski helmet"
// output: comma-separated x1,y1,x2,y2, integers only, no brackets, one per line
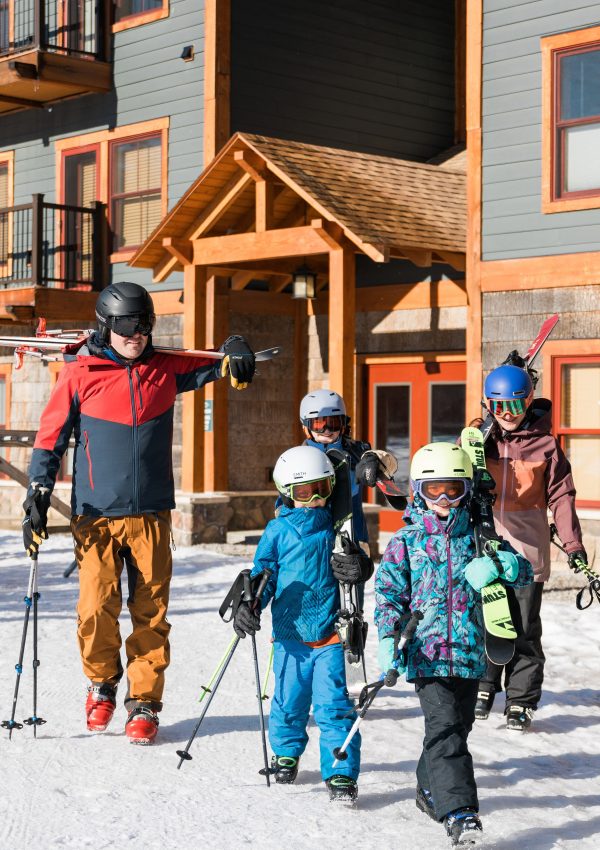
95,281,156,341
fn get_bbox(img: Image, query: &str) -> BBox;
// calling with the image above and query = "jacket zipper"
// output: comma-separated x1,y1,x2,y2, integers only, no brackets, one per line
445,530,453,676
127,367,140,514
135,371,143,409
500,439,508,527
83,430,94,490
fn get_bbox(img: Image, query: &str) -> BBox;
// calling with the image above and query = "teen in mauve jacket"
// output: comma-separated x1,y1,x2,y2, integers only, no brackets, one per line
29,338,221,515
375,498,533,680
480,399,584,583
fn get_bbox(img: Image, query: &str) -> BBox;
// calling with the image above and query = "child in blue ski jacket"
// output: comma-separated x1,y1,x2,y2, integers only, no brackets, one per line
375,442,533,844
232,445,373,803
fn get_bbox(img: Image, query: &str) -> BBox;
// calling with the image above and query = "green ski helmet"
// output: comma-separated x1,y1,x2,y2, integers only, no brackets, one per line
410,442,473,506
410,442,473,482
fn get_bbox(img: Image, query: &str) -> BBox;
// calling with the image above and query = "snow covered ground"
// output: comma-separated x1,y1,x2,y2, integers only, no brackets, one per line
1,530,599,850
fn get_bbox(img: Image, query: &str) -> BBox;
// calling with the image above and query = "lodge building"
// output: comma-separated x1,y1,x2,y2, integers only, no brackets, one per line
0,2,597,553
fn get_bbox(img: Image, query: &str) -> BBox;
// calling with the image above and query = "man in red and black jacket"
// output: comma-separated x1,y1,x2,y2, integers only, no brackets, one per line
22,281,256,744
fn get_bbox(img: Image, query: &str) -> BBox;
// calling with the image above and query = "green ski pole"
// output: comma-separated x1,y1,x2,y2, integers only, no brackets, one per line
261,643,274,701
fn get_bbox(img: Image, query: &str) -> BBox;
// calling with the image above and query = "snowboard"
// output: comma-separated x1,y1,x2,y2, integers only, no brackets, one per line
461,427,516,665
326,447,369,698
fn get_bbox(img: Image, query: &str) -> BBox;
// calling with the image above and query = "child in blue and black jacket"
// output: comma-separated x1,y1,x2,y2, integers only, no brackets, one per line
375,442,533,843
232,445,373,804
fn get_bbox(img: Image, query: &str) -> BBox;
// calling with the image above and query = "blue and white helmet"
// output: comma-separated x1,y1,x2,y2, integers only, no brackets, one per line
299,389,347,425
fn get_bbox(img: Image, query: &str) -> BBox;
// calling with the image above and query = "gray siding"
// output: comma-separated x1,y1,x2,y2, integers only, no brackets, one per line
482,1,600,260
0,2,205,290
231,0,456,161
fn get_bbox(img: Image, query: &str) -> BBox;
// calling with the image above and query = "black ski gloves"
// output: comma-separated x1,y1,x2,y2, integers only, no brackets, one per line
220,335,256,390
331,537,374,585
233,601,261,638
568,550,589,572
355,451,379,487
22,483,51,559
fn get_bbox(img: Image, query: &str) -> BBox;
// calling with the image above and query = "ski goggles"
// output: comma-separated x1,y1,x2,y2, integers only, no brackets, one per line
486,398,528,417
289,477,334,504
107,313,156,338
306,415,345,434
413,478,471,505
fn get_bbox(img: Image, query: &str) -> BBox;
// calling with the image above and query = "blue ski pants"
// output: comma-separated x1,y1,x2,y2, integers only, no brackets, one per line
268,640,361,780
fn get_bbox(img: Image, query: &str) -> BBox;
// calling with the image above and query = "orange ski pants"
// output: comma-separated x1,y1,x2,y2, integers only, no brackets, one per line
71,512,173,710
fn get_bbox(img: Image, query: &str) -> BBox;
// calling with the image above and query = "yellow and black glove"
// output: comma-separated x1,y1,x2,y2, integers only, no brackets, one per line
220,335,256,391
22,484,50,559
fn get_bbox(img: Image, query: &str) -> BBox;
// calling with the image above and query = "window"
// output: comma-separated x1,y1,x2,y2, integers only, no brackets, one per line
552,356,600,507
110,135,162,251
113,0,168,31
0,151,13,276
542,25,600,212
55,118,168,262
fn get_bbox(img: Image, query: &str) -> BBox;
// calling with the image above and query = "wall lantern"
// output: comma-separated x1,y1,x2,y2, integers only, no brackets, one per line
291,264,316,299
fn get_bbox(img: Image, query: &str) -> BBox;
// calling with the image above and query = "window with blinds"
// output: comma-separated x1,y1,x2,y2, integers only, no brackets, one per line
555,358,600,505
64,149,97,281
110,134,162,252
114,0,164,23
0,162,8,267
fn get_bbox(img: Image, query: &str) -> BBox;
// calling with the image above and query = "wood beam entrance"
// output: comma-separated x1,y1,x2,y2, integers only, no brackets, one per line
204,276,229,491
328,248,356,419
181,265,207,492
192,222,331,265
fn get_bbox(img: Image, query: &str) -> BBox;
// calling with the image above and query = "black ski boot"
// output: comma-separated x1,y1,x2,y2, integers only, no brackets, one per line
271,755,300,784
506,705,534,731
474,687,495,720
444,808,483,845
325,775,358,804
416,786,437,821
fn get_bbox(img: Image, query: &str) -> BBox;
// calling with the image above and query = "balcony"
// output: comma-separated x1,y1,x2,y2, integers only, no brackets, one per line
0,194,106,319
0,1,111,114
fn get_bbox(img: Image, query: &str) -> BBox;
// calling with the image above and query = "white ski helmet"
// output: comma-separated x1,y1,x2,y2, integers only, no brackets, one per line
273,445,335,499
299,389,347,425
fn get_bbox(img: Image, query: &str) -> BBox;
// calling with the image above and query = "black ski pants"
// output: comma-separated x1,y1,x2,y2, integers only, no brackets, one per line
480,581,545,711
415,676,479,821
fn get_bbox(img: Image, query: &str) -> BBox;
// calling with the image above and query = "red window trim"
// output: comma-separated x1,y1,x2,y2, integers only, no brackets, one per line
551,354,600,509
108,131,162,255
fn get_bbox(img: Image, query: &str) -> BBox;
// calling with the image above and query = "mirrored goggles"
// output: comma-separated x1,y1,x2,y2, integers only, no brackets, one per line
306,415,345,434
414,478,471,505
109,314,155,338
289,477,333,504
487,398,528,417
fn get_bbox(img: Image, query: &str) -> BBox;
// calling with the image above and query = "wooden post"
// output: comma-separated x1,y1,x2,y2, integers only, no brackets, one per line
203,275,229,491
466,0,483,421
204,0,231,164
181,264,207,492
31,193,44,287
293,298,309,444
328,248,356,419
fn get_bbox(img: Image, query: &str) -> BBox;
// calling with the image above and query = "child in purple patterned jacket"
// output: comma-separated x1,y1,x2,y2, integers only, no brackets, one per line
374,442,532,846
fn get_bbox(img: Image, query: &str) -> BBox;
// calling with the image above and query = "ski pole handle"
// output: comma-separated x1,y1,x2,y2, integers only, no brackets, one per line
251,568,273,609
384,610,423,687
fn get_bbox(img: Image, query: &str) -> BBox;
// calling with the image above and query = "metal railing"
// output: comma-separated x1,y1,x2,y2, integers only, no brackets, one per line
0,193,105,289
0,1,106,60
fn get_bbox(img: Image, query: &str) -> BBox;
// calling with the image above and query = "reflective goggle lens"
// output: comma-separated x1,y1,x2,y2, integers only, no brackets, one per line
487,398,527,416
289,477,333,504
308,416,344,434
416,479,469,504
110,314,155,338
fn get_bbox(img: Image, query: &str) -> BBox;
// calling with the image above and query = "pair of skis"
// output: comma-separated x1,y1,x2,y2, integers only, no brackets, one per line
0,318,281,369
327,448,369,696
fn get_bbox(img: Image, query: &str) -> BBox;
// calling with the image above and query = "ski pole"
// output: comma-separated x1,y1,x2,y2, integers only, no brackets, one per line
23,556,46,736
2,556,37,738
260,643,274,701
332,610,423,767
176,635,240,768
243,569,274,788
196,635,237,702
176,568,272,771
63,559,77,579
549,524,600,609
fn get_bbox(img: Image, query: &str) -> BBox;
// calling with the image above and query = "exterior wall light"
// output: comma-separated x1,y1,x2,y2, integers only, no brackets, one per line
292,264,316,299
180,46,195,62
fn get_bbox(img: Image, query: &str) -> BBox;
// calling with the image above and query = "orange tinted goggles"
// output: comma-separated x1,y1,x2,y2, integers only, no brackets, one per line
289,478,333,504
307,416,344,434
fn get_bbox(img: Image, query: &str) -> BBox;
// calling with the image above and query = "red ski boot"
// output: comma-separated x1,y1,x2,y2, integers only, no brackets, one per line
86,683,117,732
125,705,159,745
